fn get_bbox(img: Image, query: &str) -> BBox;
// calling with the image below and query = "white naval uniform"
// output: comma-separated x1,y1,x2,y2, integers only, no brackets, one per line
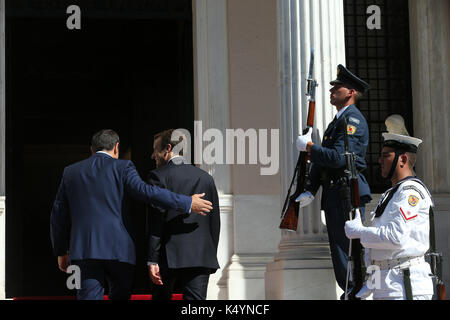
359,177,434,300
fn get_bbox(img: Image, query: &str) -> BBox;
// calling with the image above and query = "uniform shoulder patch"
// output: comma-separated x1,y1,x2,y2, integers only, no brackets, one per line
347,125,357,135
408,194,419,207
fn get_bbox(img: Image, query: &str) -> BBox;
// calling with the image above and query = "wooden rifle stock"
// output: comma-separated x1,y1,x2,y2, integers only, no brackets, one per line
306,101,315,128
437,284,446,300
351,177,360,216
279,101,315,231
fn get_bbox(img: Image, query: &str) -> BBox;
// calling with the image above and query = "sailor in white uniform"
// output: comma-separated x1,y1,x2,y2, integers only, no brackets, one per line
344,115,435,300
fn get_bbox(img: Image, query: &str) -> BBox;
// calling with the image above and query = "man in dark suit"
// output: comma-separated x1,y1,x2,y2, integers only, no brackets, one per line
296,65,372,299
147,129,220,300
50,129,212,300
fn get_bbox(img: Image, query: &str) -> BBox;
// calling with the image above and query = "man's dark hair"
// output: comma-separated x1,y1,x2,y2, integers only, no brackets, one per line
154,129,184,155
91,129,120,152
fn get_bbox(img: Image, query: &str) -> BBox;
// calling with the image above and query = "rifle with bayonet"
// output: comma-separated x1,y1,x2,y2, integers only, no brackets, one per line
280,49,318,231
342,117,364,300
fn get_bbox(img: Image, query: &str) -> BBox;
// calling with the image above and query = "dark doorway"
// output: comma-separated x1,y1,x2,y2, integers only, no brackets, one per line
344,0,413,193
6,0,194,298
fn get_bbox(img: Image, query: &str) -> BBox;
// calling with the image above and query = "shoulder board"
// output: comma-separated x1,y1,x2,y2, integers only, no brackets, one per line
348,116,360,125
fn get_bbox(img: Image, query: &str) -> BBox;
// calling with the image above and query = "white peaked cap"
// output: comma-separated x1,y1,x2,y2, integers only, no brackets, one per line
382,133,422,148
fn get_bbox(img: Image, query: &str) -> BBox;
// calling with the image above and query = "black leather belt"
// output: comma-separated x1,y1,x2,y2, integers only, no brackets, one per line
322,168,348,187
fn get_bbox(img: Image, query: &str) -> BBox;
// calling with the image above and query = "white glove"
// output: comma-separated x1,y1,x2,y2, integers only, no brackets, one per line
344,208,364,239
295,191,314,208
296,127,313,152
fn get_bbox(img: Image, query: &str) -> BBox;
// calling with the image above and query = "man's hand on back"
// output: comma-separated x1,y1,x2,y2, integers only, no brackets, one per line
190,193,212,216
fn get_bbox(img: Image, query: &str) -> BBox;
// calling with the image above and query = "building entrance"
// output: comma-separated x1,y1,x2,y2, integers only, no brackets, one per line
6,0,193,297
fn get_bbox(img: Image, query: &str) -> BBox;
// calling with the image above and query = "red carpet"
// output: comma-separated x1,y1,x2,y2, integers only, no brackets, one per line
13,294,183,300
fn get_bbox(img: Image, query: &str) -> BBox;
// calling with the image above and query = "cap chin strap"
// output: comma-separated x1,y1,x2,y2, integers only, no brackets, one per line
386,149,406,181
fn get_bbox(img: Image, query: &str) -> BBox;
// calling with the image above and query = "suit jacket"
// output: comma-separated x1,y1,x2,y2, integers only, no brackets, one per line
306,104,372,210
147,157,220,273
50,152,192,265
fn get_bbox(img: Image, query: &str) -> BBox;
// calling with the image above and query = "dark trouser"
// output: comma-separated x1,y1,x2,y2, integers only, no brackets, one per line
71,259,135,300
152,267,211,300
324,198,366,296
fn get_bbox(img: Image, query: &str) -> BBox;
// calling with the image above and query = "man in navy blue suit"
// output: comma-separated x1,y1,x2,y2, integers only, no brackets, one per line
50,129,213,300
296,65,372,299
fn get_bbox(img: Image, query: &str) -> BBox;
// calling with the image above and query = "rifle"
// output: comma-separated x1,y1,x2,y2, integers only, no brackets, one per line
428,207,446,300
342,117,364,300
280,49,318,231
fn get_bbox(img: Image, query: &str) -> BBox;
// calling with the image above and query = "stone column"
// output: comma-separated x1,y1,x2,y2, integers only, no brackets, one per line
224,0,282,300
409,0,450,291
265,0,346,300
192,0,234,300
0,0,5,300
409,0,450,193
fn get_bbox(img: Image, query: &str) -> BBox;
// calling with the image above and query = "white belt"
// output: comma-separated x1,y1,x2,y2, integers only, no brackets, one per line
371,256,425,270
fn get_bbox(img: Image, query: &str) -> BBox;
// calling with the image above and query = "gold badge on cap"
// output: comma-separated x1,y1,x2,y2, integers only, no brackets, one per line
347,125,357,135
337,66,341,76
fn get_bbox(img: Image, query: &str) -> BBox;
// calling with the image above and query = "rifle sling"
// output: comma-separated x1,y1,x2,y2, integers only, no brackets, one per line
281,152,303,217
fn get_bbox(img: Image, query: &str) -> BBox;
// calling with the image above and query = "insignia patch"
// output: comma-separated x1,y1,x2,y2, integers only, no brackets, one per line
408,195,419,206
403,186,425,199
347,125,357,135
400,207,418,221
349,117,360,125
324,136,328,141
337,66,341,76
